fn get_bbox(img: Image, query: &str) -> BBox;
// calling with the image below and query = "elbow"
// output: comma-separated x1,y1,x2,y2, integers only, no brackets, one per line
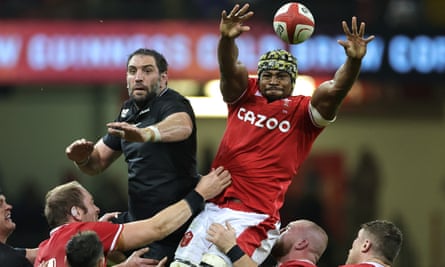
170,125,192,141
175,114,194,140
183,125,193,139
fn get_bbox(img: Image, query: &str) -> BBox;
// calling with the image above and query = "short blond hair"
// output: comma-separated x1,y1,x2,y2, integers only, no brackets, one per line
44,181,86,229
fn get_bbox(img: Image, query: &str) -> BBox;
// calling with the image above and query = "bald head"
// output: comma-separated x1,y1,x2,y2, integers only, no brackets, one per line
272,219,328,264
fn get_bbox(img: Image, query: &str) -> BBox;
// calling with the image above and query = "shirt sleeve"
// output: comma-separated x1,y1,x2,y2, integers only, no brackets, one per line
102,133,122,151
83,222,124,253
13,247,27,257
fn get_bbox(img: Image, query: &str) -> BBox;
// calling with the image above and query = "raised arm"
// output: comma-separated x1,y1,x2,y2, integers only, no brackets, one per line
66,138,121,175
218,4,254,103
311,16,375,120
117,167,231,251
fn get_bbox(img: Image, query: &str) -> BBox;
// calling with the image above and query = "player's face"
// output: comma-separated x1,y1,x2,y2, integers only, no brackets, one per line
79,189,100,222
126,55,167,105
345,228,365,264
258,70,293,101
271,221,298,258
0,195,16,238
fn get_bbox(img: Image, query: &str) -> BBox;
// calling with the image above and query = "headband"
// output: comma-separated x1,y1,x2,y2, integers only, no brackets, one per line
257,49,298,82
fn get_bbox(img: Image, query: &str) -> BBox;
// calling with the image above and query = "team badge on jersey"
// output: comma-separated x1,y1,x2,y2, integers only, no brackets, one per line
179,231,194,247
121,108,130,118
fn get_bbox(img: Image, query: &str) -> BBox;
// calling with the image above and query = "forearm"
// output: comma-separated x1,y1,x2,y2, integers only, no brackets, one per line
119,200,192,250
217,36,249,102
233,255,258,267
119,191,203,250
74,140,119,175
311,57,362,119
226,245,258,267
146,112,193,142
332,57,362,96
218,36,239,75
75,150,105,175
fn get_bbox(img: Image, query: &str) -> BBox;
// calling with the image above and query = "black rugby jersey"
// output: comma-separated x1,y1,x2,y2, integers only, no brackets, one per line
103,88,199,245
0,243,32,267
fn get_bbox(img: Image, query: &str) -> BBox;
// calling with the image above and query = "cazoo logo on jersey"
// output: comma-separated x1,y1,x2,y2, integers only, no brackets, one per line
237,108,291,133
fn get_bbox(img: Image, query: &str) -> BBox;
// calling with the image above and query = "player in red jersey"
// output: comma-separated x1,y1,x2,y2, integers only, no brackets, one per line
206,220,401,267
34,166,231,267
171,3,375,266
340,220,402,267
206,219,328,267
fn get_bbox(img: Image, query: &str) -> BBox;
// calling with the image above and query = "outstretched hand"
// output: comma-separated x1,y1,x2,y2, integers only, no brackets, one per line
65,138,94,163
220,3,254,38
107,122,149,142
338,16,375,59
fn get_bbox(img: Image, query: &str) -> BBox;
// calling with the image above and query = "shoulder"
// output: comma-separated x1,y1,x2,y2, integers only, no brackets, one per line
62,221,119,233
290,94,311,102
162,88,187,100
247,77,258,92
156,89,194,115
288,95,312,114
159,88,192,106
229,77,258,104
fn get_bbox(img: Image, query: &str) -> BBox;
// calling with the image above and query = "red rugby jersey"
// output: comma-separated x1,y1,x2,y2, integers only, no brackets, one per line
35,222,123,267
211,77,324,220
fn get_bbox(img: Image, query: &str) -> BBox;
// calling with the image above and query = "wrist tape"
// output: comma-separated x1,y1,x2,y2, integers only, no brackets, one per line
226,244,245,263
147,126,161,142
184,190,204,215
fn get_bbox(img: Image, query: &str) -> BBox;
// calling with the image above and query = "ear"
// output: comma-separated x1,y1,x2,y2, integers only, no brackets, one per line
361,239,372,253
71,206,80,217
295,239,309,250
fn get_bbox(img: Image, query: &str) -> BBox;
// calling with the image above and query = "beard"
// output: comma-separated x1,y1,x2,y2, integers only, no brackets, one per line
270,238,291,260
130,79,161,108
132,91,156,108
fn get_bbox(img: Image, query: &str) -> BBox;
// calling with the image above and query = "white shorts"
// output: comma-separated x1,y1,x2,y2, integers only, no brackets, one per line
173,202,280,266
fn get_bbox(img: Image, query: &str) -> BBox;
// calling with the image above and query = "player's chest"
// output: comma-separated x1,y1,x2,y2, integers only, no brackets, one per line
234,97,299,121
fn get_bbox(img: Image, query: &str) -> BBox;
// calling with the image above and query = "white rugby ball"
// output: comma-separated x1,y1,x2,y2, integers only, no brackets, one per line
273,2,315,44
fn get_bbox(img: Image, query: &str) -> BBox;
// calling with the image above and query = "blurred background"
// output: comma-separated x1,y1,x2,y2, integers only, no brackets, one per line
0,0,444,266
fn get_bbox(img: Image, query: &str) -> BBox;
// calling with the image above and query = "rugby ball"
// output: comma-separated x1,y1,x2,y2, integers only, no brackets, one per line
273,2,315,44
